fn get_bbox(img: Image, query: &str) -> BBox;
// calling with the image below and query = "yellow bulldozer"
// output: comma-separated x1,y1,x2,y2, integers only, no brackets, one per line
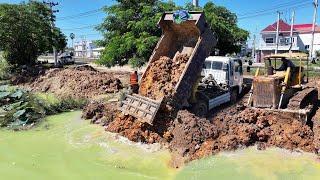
247,54,318,121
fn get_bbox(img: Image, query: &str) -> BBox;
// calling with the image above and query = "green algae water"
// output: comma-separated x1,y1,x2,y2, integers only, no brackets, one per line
0,111,175,180
176,148,320,180
1,111,320,180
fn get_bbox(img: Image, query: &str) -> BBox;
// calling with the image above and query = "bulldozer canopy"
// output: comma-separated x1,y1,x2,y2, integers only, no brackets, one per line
264,53,308,60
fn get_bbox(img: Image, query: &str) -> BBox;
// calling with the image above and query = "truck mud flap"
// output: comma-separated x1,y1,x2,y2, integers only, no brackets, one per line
118,94,163,124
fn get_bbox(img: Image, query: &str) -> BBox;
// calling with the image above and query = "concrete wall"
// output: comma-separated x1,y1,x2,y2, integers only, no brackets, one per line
299,33,320,57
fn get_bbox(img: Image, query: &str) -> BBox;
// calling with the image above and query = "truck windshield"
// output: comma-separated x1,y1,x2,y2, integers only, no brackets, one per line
211,61,223,70
204,61,212,69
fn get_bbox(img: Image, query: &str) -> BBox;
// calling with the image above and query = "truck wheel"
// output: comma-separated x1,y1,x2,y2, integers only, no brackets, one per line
230,89,238,104
192,101,208,117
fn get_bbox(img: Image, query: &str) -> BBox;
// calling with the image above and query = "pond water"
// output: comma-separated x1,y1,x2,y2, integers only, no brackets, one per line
1,111,320,180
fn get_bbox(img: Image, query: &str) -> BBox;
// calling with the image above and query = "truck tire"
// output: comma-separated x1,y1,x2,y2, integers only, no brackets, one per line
230,89,238,104
192,100,208,118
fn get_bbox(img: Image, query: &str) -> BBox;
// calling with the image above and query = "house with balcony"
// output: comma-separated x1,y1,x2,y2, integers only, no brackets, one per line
74,40,97,58
258,20,320,62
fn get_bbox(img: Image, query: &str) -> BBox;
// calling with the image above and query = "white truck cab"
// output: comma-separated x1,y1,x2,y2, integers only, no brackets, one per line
191,56,244,116
202,56,243,94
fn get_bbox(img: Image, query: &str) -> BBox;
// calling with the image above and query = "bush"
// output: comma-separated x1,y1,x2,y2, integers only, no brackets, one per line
0,55,10,80
315,50,320,59
0,87,87,129
0,85,45,128
35,93,87,115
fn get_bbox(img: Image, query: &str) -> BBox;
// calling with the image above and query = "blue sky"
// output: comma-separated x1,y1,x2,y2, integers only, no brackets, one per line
0,0,318,47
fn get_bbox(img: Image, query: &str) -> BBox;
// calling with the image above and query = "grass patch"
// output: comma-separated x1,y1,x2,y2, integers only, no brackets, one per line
0,85,87,130
34,92,87,115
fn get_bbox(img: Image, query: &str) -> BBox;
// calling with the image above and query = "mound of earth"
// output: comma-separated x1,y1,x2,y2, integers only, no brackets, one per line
102,104,317,164
139,53,189,100
191,107,315,161
82,101,117,126
17,65,123,99
106,114,163,144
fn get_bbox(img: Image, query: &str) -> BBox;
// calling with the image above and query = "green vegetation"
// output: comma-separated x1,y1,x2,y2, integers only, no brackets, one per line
0,85,86,129
0,1,66,65
96,0,178,67
0,85,45,128
35,92,87,115
0,55,10,80
187,2,249,55
97,0,249,67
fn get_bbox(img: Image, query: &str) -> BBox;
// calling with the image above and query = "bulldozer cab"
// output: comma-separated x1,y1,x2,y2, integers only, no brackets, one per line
263,55,304,87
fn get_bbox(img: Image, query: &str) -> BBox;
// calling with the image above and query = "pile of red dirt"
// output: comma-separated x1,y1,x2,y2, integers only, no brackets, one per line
139,53,189,100
82,101,117,126
106,114,163,144
17,65,123,99
168,110,218,157
11,65,47,84
103,104,317,163
190,107,316,161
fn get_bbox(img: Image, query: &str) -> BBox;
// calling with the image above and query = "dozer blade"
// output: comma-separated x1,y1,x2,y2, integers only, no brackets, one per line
250,87,319,123
118,94,163,124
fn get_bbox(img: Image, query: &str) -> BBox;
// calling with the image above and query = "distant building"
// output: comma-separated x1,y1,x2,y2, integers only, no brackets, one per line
92,47,104,58
258,19,320,62
74,40,103,58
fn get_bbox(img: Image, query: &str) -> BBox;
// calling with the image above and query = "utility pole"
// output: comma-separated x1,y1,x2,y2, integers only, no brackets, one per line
43,1,59,66
70,33,75,49
309,0,318,61
289,11,295,56
193,0,199,7
275,11,281,54
252,34,256,61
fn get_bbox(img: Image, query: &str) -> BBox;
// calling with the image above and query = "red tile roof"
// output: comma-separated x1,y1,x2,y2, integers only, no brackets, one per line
261,20,320,34
294,24,320,33
293,24,313,29
261,19,292,32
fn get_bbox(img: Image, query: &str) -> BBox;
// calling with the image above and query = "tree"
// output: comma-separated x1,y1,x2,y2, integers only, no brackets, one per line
0,1,66,65
97,1,248,67
97,0,178,67
188,2,249,55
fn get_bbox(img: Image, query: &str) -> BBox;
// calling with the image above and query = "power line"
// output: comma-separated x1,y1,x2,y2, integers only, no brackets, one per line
57,8,103,21
61,24,99,31
237,0,309,16
238,2,311,20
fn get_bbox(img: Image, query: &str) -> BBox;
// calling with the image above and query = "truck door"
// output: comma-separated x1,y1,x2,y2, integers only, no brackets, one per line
233,59,243,93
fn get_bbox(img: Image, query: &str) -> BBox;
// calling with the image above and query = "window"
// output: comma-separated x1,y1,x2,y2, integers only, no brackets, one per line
305,45,310,50
265,37,274,44
285,37,291,45
204,61,211,69
211,62,223,70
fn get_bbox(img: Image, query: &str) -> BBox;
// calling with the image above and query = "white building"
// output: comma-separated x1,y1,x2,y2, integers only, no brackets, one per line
92,47,104,58
74,40,102,58
258,20,320,62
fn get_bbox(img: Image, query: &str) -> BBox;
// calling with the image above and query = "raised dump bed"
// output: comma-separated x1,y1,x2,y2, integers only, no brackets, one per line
119,11,216,124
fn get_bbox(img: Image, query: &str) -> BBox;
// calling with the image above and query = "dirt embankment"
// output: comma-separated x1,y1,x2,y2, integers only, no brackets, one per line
14,65,124,99
98,102,318,164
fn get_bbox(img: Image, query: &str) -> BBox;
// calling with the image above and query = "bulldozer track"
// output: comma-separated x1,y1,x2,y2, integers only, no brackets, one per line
287,87,318,111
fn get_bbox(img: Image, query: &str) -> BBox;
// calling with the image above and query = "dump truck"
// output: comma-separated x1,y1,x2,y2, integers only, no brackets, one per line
247,54,318,122
119,11,217,124
191,56,244,117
